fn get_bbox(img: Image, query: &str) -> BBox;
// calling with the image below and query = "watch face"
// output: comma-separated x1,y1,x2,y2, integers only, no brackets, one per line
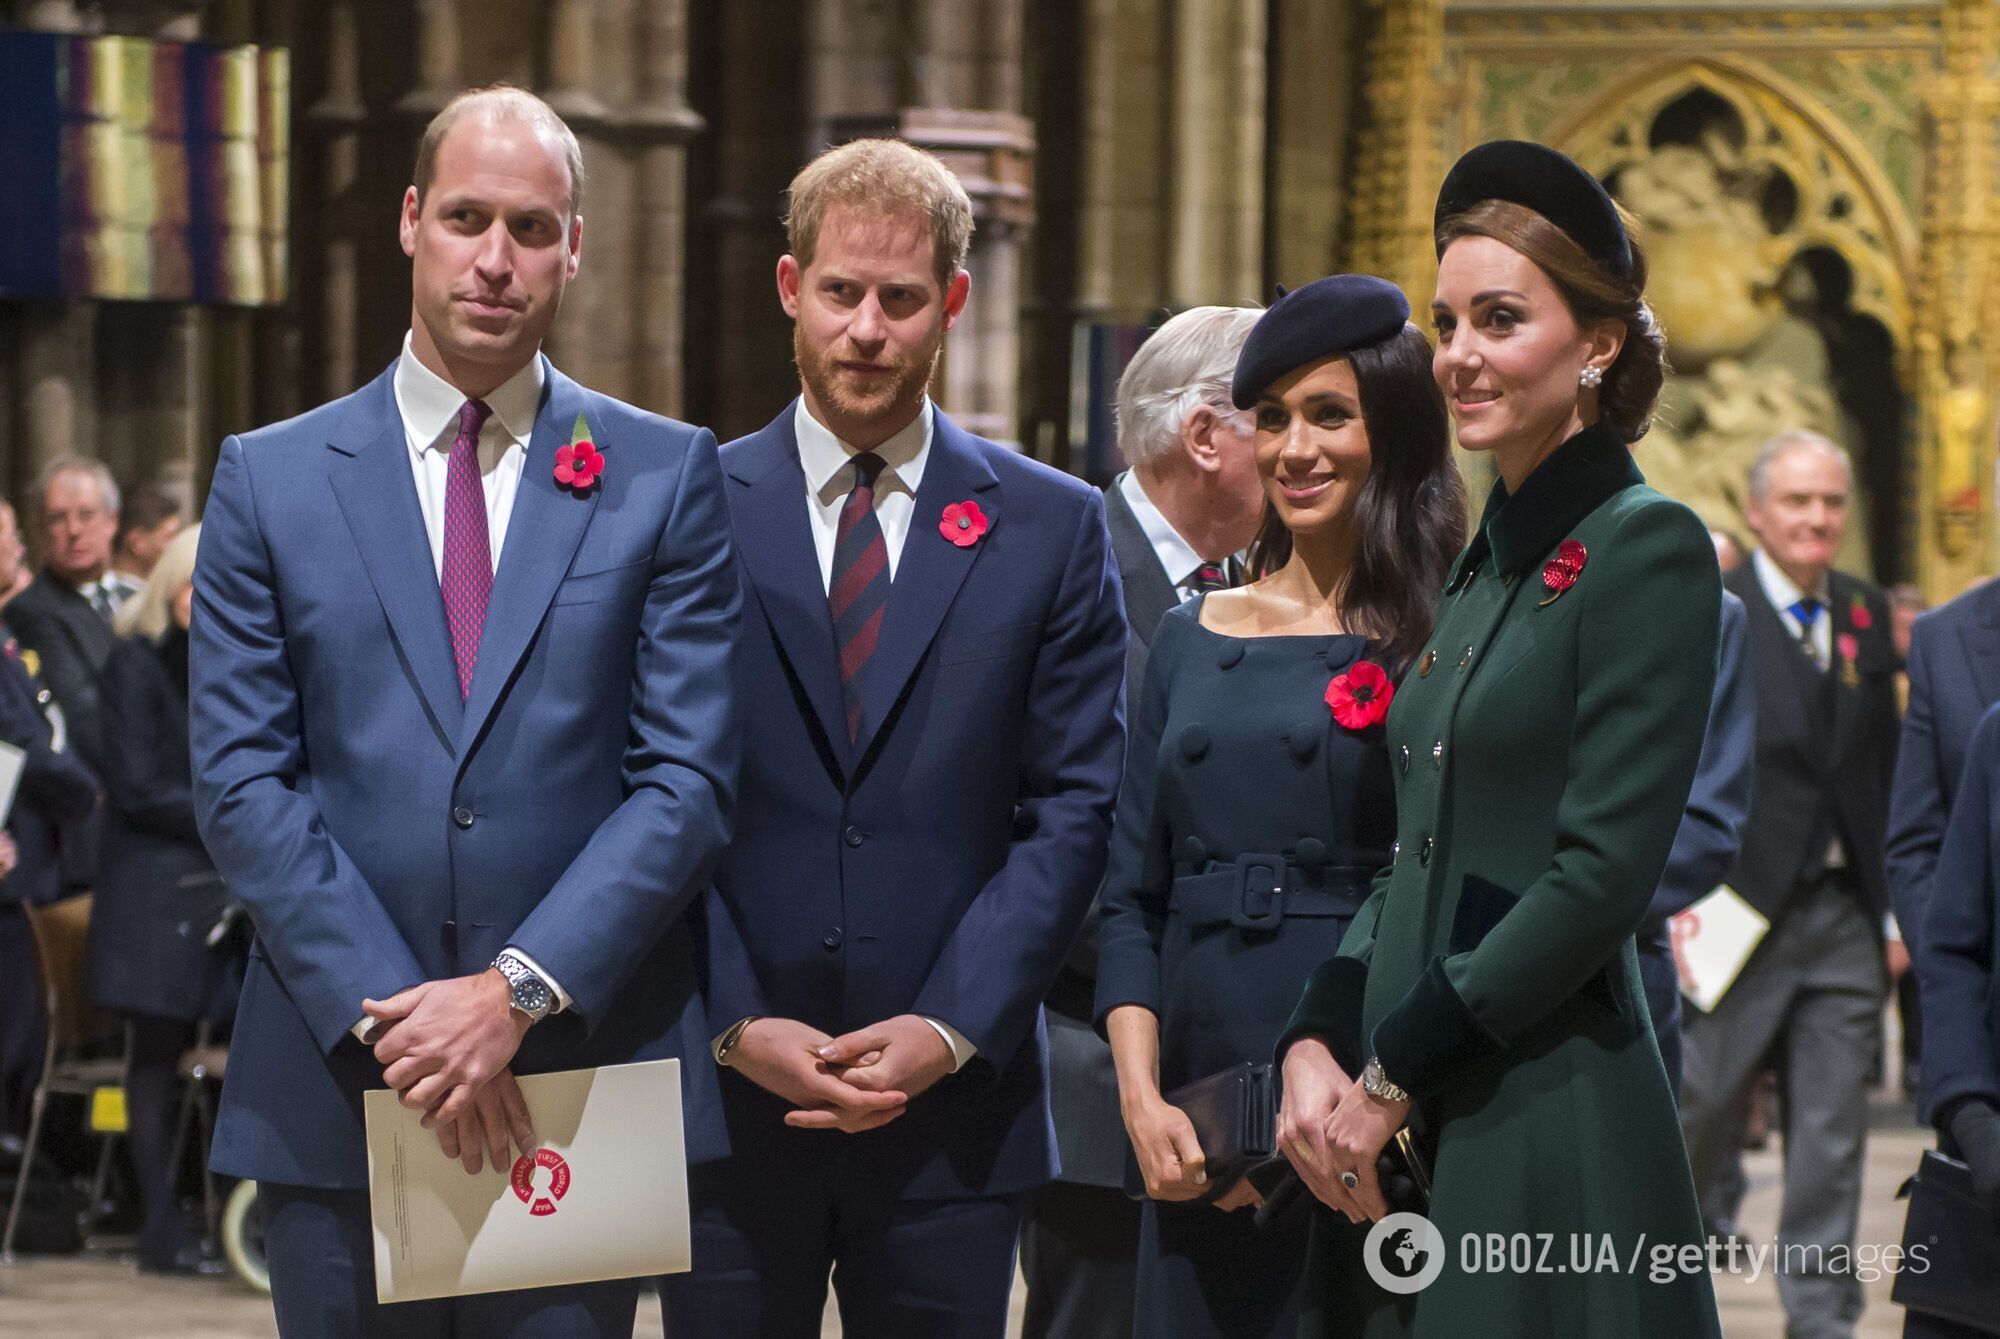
513,978,551,1013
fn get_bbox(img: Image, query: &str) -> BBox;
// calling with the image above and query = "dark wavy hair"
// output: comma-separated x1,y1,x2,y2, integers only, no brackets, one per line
1436,198,1666,442
1243,324,1469,673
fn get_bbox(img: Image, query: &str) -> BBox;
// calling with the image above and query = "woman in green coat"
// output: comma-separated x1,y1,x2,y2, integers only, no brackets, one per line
1274,141,1724,1337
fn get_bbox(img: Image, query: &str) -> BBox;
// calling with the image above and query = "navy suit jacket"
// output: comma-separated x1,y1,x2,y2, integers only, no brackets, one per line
1917,700,2000,1126
191,357,741,1189
1888,577,2000,953
704,402,1126,1200
1641,590,1754,944
0,626,98,908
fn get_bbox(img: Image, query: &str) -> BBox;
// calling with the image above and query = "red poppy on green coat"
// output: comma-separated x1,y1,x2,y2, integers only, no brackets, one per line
1542,539,1587,593
1326,661,1394,730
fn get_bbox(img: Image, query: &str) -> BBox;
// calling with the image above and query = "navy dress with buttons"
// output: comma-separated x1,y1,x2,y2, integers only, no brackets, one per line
1096,597,1395,1338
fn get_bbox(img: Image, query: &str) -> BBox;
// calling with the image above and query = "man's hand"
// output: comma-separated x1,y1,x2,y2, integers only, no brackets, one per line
725,1017,908,1133
432,1068,537,1175
1887,938,1912,982
1277,1036,1355,1214
0,832,17,881
816,1015,954,1106
365,969,529,1124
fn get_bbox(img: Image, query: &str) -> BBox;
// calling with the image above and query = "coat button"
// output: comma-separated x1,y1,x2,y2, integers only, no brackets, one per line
1295,837,1327,870
1391,840,1401,862
1399,745,1411,774
1418,836,1433,867
1287,724,1319,763
843,825,865,848
1432,740,1444,769
1217,642,1245,670
1178,725,1211,762
1178,835,1208,866
823,927,843,950
1458,645,1474,671
452,806,474,830
1419,651,1436,678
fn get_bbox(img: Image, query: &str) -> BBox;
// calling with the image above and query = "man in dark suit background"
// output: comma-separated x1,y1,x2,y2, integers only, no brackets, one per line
1681,430,1900,1339
1019,303,1263,1339
664,138,1126,1337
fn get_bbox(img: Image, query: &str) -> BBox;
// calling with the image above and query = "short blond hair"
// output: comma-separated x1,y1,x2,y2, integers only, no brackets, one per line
414,85,584,218
784,138,974,287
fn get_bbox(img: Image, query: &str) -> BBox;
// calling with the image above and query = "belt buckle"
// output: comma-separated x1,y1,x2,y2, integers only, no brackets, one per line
1232,858,1286,931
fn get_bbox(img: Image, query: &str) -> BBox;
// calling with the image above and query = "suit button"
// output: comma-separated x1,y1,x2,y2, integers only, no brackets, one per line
823,927,843,950
452,806,474,830
1418,836,1433,867
843,825,865,848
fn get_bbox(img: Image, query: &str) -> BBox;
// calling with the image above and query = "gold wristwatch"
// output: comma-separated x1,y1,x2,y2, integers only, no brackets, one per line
1360,1056,1411,1104
714,1016,760,1067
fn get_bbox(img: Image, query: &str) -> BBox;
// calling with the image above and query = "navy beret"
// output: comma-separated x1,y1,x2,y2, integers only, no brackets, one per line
1433,140,1633,282
1229,274,1411,409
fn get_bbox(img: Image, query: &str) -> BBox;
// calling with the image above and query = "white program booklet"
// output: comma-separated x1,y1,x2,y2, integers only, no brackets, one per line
365,1058,690,1303
0,739,24,828
1670,884,1771,1013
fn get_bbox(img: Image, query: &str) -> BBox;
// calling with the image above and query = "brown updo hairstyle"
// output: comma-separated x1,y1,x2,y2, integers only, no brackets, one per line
1435,199,1668,442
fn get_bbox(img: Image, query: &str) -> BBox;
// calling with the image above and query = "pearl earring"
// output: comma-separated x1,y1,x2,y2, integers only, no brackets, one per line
1579,366,1604,389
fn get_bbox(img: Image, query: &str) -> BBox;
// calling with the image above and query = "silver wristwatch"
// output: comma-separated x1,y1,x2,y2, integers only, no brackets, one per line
1360,1055,1411,1104
493,951,554,1025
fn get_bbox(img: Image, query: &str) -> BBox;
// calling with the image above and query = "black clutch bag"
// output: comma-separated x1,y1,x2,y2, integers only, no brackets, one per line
1891,1151,2000,1335
1125,1062,1277,1203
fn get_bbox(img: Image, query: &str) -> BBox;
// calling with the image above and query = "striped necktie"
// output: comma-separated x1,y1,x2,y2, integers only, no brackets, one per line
829,452,891,743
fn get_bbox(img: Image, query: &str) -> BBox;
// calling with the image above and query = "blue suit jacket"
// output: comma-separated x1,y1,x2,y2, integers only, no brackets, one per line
1641,590,1754,944
1917,700,2000,1126
191,358,741,1189
703,403,1126,1200
1888,577,2000,954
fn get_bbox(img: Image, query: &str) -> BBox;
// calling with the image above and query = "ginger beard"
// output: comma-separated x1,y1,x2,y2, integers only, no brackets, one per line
792,312,941,437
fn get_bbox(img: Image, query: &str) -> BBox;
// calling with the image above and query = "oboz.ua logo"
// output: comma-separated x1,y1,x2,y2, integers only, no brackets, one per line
1364,1212,1446,1294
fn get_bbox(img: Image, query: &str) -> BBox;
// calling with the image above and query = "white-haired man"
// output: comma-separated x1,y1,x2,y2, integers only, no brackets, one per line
1681,430,1899,1339
1020,305,1264,1339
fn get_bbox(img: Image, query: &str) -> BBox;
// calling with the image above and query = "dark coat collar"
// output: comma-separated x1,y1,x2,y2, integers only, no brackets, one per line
1451,422,1643,586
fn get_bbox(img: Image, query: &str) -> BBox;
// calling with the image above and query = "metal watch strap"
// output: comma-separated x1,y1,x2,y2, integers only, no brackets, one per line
493,951,553,1023
715,1016,759,1067
1363,1056,1411,1105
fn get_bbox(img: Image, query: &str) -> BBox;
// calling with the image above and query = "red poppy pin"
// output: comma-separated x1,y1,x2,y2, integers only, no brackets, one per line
1326,660,1394,731
1847,595,1872,630
1540,539,1587,606
554,413,603,493
940,500,989,547
1837,632,1860,663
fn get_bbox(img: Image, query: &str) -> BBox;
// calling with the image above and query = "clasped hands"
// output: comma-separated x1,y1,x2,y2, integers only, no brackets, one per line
362,968,537,1176
1276,1036,1410,1225
727,1014,955,1132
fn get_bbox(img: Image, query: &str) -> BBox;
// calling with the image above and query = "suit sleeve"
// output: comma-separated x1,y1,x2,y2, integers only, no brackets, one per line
503,427,741,1026
191,436,430,1054
1887,616,1947,950
1371,500,1720,1101
0,665,97,823
99,642,202,845
909,489,1127,1071
1089,614,1177,1028
1916,704,2000,1120
1644,591,1755,932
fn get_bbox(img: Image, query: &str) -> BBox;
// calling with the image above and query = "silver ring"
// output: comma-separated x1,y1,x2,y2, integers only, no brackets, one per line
1340,1170,1360,1190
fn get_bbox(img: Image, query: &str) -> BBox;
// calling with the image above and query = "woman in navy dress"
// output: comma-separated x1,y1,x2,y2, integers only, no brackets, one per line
1095,275,1466,1337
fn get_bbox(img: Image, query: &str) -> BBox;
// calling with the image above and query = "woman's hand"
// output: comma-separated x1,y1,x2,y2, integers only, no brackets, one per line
1279,1036,1356,1213
1122,1092,1209,1201
1319,1076,1412,1224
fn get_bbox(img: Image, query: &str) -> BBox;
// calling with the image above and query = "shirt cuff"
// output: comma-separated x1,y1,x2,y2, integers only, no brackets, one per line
923,1017,977,1072
501,946,572,1013
1884,913,1902,944
352,1016,373,1043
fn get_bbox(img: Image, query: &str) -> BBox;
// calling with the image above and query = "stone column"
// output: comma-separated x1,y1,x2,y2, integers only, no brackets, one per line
629,0,704,415
306,0,367,401
1166,0,1264,306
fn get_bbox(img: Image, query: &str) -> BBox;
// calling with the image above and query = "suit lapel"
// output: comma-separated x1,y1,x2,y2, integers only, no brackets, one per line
457,361,600,760
851,413,1000,759
724,408,849,769
1104,477,1178,643
327,368,465,747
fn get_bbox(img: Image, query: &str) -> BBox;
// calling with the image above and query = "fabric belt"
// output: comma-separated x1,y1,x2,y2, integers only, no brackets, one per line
1170,854,1375,931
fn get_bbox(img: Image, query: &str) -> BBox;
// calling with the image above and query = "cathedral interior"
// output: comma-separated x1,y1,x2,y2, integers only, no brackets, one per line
2,0,1997,599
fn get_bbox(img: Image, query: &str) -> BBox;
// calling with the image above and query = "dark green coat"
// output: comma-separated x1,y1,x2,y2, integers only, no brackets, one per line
1283,425,1724,1337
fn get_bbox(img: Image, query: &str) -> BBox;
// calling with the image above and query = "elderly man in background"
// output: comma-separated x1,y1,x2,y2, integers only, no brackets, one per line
1021,305,1265,1339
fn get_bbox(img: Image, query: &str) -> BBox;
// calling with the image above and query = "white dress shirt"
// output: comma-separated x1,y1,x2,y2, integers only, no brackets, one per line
715,398,972,1073
351,338,567,1042
1117,470,1213,599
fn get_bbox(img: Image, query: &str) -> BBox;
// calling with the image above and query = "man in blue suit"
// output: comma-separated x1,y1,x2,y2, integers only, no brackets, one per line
190,87,738,1338
659,139,1126,1337
1887,577,2000,958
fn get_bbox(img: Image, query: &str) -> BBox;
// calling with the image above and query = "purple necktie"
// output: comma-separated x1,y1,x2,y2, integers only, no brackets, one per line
828,452,891,743
440,398,494,699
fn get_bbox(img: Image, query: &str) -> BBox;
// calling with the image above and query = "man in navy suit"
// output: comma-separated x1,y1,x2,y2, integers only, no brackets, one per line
1887,576,2000,958
660,138,1126,1337
190,87,738,1338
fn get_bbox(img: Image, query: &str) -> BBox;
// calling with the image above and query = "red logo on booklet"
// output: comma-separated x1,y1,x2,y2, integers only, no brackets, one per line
511,1148,572,1217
